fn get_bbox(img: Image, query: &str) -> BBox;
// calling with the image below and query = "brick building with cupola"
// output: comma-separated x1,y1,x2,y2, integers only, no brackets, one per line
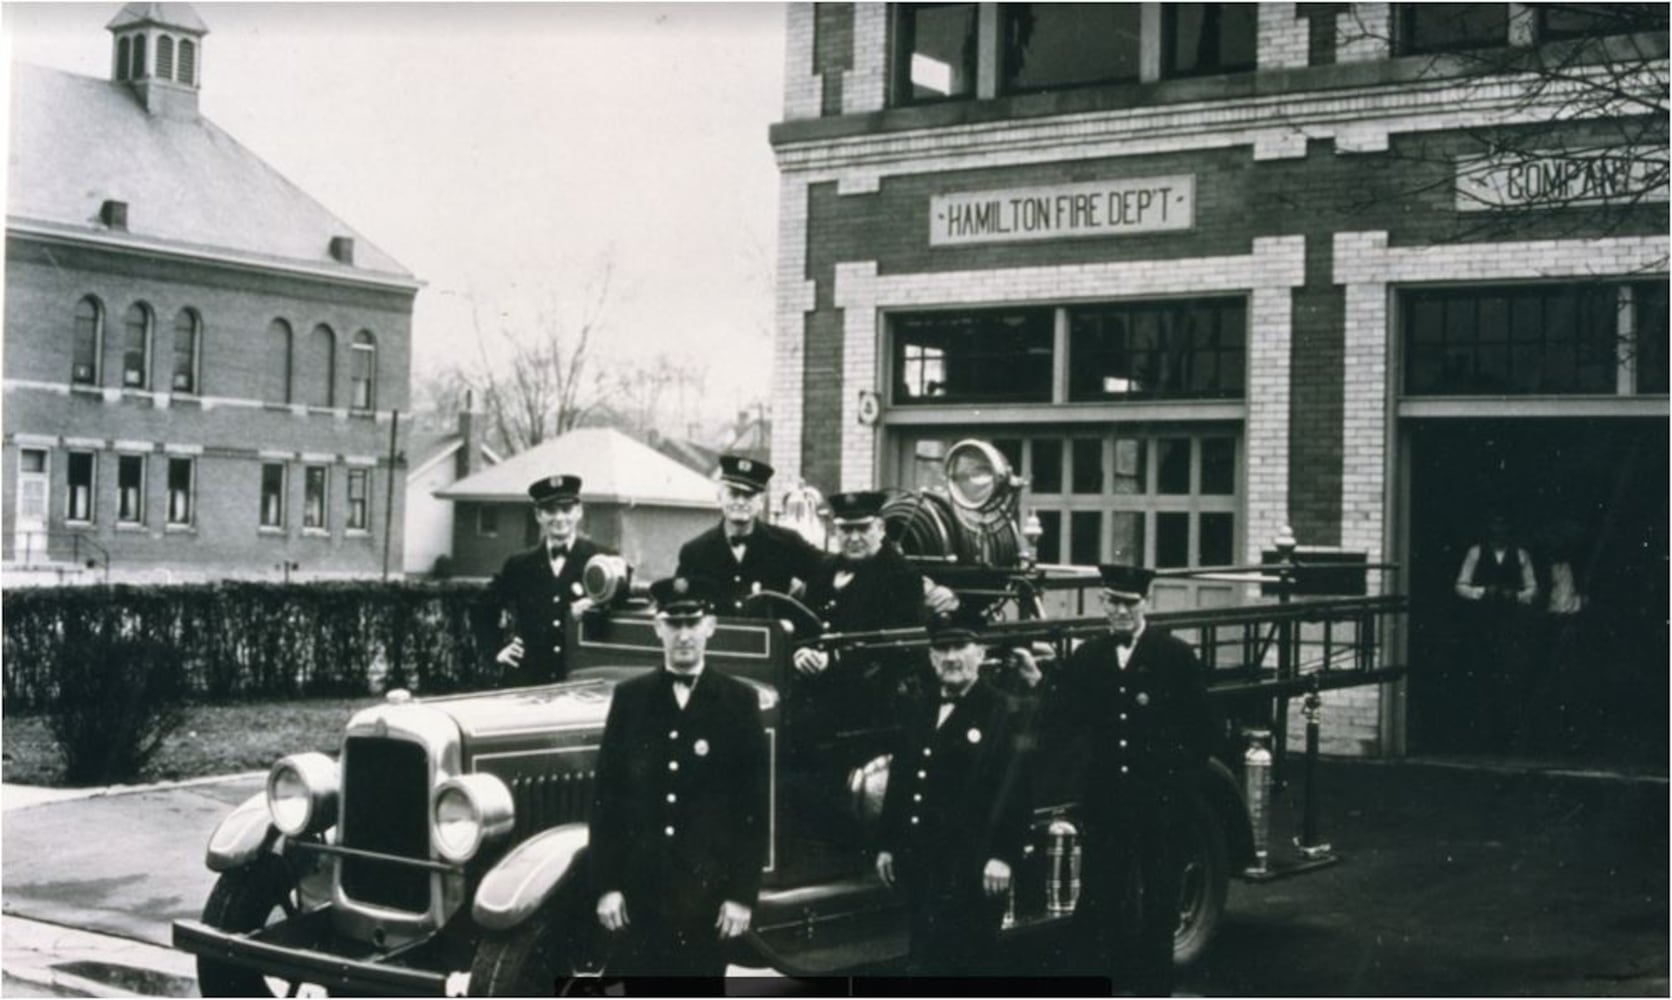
4,2,420,583
769,3,1667,764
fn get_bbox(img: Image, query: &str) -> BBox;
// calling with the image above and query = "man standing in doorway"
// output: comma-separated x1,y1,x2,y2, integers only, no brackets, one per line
875,605,1031,978
1042,564,1212,996
676,455,825,616
591,576,770,990
1453,512,1538,751
484,474,610,687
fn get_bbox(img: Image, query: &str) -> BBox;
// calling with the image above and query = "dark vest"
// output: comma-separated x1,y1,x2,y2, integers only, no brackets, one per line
1469,543,1525,593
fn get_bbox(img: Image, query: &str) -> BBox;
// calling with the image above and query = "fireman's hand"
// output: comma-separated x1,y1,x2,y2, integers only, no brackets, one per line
570,597,596,617
716,901,752,939
1008,647,1043,688
596,891,629,932
495,637,525,667
876,851,896,887
982,859,1012,898
924,580,959,615
793,647,830,676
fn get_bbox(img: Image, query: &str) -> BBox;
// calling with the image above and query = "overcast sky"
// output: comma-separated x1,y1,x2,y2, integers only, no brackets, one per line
3,1,787,431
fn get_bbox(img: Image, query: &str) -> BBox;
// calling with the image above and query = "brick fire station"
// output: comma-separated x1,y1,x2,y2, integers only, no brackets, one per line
769,4,1668,761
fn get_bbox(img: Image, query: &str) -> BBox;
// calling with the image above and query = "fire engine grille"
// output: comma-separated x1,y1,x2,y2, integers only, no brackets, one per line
340,735,431,913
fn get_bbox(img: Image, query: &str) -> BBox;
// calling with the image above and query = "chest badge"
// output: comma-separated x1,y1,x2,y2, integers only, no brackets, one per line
967,727,982,744
1136,692,1151,706
570,582,584,597
694,738,711,757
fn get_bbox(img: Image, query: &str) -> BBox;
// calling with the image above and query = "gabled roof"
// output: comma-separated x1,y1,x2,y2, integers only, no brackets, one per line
106,3,208,34
6,63,414,285
437,427,719,509
405,430,502,484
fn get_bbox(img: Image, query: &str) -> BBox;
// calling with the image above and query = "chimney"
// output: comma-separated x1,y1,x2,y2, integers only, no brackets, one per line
329,236,356,265
455,389,479,478
100,199,129,230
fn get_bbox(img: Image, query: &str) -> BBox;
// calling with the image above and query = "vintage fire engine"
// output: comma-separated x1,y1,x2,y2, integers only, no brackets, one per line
173,440,1405,996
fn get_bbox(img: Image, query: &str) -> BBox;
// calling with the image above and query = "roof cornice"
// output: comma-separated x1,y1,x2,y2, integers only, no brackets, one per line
6,217,423,294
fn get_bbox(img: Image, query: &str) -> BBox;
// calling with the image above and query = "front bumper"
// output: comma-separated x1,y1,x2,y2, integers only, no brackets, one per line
173,908,452,996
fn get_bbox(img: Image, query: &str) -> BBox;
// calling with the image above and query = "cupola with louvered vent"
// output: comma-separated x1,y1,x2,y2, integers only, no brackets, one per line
107,2,208,120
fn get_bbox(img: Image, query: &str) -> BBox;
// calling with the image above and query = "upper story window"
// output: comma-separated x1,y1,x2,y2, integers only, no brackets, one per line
895,3,979,103
350,330,377,410
307,324,336,408
265,318,292,404
1536,3,1667,40
1398,4,1508,54
1401,281,1666,395
157,35,174,80
1163,3,1257,78
1001,4,1141,93
172,308,200,393
121,302,153,389
1068,297,1247,401
73,296,102,385
177,38,196,85
891,307,1054,405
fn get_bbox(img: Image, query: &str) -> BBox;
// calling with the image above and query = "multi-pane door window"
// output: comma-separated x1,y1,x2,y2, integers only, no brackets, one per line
303,466,329,530
346,469,370,531
898,427,1240,567
66,451,95,523
167,458,194,526
260,463,286,528
1403,281,1667,395
117,454,146,524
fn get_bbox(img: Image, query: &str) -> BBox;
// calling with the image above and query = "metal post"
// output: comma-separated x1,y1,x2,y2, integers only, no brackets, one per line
381,410,400,581
1272,526,1297,784
1296,681,1334,860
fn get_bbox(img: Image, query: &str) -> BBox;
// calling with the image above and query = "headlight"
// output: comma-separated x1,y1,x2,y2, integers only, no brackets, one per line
266,752,339,837
433,774,515,864
945,439,1015,512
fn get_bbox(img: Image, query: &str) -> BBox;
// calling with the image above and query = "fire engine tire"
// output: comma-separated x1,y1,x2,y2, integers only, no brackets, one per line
197,857,320,998
1173,793,1230,968
470,905,616,997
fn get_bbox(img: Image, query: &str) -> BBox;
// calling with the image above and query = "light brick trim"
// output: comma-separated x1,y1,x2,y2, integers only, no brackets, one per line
1257,3,1309,72
1335,3,1392,64
771,175,818,489
782,3,821,122
830,237,1306,491
841,3,887,115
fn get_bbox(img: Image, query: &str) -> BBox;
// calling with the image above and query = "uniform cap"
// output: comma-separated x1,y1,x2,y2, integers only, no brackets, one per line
528,474,582,506
1097,564,1155,600
649,575,717,623
718,454,774,494
926,604,985,646
826,490,888,524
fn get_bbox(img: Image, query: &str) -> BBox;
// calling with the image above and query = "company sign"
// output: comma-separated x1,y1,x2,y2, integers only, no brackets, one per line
1455,148,1668,211
930,176,1195,246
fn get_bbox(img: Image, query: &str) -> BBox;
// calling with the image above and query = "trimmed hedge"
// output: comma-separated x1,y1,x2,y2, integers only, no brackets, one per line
3,581,504,713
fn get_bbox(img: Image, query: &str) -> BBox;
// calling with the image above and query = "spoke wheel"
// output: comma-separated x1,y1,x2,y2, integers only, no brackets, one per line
198,856,329,997
1172,793,1229,967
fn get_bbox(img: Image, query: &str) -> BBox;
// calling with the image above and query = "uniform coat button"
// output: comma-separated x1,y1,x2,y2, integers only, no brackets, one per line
665,826,676,837
669,730,679,740
910,816,920,825
667,792,677,803
669,761,679,772
922,747,932,757
917,770,927,779
913,793,922,802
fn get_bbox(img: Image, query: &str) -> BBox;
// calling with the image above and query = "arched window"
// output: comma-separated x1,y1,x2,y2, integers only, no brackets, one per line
172,308,200,393
157,35,174,80
178,39,196,85
350,330,377,410
132,34,147,78
116,37,131,80
72,296,103,385
266,319,293,404
306,324,336,407
121,302,153,388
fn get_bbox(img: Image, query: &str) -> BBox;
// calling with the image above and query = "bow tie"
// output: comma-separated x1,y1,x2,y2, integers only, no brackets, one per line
548,545,569,559
667,672,696,688
939,688,967,705
1113,634,1135,650
727,532,753,545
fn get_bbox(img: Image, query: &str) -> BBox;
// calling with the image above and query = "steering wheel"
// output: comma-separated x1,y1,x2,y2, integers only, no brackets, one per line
741,589,824,643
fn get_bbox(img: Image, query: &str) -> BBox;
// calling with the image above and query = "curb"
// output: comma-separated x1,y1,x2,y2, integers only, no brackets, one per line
2,770,265,813
2,914,197,998
1355,754,1669,785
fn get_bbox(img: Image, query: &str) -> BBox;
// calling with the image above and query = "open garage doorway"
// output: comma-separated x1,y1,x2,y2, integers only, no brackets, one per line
1405,418,1667,767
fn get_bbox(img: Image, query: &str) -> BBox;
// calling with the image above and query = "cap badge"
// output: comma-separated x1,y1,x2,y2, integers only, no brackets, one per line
694,738,710,757
547,475,561,488
674,577,690,595
739,459,752,472
967,727,982,744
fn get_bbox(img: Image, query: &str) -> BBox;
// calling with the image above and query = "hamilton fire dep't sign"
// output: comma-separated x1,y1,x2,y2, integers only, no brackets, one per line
930,176,1195,246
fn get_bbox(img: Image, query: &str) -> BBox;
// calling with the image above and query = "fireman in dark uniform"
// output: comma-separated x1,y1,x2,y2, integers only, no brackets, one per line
675,454,825,617
483,474,612,687
1043,564,1213,996
591,575,770,986
875,606,1031,977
